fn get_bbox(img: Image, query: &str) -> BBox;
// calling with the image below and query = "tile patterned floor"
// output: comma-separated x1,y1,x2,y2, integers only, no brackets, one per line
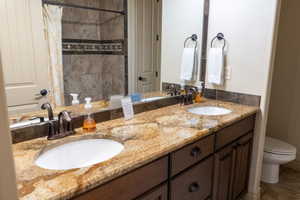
261,161,300,200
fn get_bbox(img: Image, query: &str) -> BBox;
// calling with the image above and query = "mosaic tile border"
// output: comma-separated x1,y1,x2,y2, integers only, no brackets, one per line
62,39,125,55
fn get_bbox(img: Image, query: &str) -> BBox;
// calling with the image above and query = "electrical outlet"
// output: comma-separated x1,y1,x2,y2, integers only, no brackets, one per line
225,66,232,80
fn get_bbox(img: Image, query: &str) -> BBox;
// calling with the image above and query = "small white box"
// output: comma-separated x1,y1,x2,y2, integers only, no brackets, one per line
121,97,134,120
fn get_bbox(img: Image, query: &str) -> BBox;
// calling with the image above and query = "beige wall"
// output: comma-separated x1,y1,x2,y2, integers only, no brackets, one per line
208,0,281,198
161,0,204,85
267,0,300,161
207,0,278,96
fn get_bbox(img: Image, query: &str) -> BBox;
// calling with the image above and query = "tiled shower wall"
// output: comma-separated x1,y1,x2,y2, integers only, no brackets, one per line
62,0,125,105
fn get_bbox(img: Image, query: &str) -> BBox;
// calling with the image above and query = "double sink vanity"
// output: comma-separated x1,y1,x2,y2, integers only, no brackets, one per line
13,99,258,200
2,0,265,199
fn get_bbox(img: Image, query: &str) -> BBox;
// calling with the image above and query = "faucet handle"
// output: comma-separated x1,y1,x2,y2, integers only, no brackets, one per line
58,111,74,134
189,87,197,94
59,111,72,122
47,111,74,140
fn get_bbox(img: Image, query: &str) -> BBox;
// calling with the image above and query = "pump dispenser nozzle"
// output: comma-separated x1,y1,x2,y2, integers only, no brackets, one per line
84,97,92,109
70,93,80,105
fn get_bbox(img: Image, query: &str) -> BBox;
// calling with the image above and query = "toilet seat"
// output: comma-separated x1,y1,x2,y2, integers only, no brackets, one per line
264,137,296,155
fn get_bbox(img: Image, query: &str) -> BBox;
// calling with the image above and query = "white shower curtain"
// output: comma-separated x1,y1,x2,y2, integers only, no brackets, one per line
43,5,65,107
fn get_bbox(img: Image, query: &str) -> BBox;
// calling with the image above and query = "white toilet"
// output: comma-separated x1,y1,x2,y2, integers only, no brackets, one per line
262,137,297,184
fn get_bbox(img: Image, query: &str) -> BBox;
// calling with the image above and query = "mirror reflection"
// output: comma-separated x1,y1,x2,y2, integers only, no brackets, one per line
2,0,207,126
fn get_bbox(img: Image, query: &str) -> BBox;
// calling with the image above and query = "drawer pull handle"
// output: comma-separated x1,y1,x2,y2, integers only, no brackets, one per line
190,147,201,157
188,182,200,193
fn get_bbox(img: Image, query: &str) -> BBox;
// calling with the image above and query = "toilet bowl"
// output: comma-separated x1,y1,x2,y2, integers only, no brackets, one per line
262,137,296,184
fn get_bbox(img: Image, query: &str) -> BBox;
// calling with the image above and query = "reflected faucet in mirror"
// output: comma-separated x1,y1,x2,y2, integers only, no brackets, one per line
166,84,181,96
41,103,54,121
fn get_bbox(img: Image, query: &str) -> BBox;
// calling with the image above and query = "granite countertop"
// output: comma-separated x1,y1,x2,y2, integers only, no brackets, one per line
13,99,259,200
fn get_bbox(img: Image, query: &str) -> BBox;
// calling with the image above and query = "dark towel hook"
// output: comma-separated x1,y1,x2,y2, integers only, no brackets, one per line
211,33,226,50
184,34,198,48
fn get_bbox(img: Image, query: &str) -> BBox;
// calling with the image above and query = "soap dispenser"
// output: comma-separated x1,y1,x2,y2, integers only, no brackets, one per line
83,97,96,132
180,83,186,95
70,93,80,116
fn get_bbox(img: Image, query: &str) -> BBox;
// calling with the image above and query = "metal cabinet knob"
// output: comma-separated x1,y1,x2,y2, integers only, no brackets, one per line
190,146,201,157
188,182,200,193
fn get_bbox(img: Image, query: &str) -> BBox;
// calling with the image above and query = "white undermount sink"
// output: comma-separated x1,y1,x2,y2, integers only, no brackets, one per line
188,106,232,116
35,139,124,170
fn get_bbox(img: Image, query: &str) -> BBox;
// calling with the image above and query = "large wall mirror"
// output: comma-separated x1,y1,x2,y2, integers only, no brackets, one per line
0,0,209,126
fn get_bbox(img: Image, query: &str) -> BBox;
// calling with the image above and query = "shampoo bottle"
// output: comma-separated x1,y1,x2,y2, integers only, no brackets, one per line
83,97,96,132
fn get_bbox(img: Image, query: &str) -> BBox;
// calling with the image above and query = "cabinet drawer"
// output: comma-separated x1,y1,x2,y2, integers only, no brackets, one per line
171,156,213,200
171,135,214,176
215,115,255,150
137,184,168,200
73,157,168,200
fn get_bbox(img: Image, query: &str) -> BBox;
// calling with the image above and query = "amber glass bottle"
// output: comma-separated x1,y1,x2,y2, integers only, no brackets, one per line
195,92,202,103
83,113,96,132
83,97,96,132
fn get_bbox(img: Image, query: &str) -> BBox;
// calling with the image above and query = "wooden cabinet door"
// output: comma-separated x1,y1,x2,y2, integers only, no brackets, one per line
232,133,253,200
137,184,167,200
212,144,236,200
213,133,253,200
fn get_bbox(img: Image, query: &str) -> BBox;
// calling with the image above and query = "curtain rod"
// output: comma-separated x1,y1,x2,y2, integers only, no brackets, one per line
42,0,125,15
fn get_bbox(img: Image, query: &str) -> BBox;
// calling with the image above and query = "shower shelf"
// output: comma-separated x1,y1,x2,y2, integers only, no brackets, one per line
42,0,126,15
62,39,125,55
